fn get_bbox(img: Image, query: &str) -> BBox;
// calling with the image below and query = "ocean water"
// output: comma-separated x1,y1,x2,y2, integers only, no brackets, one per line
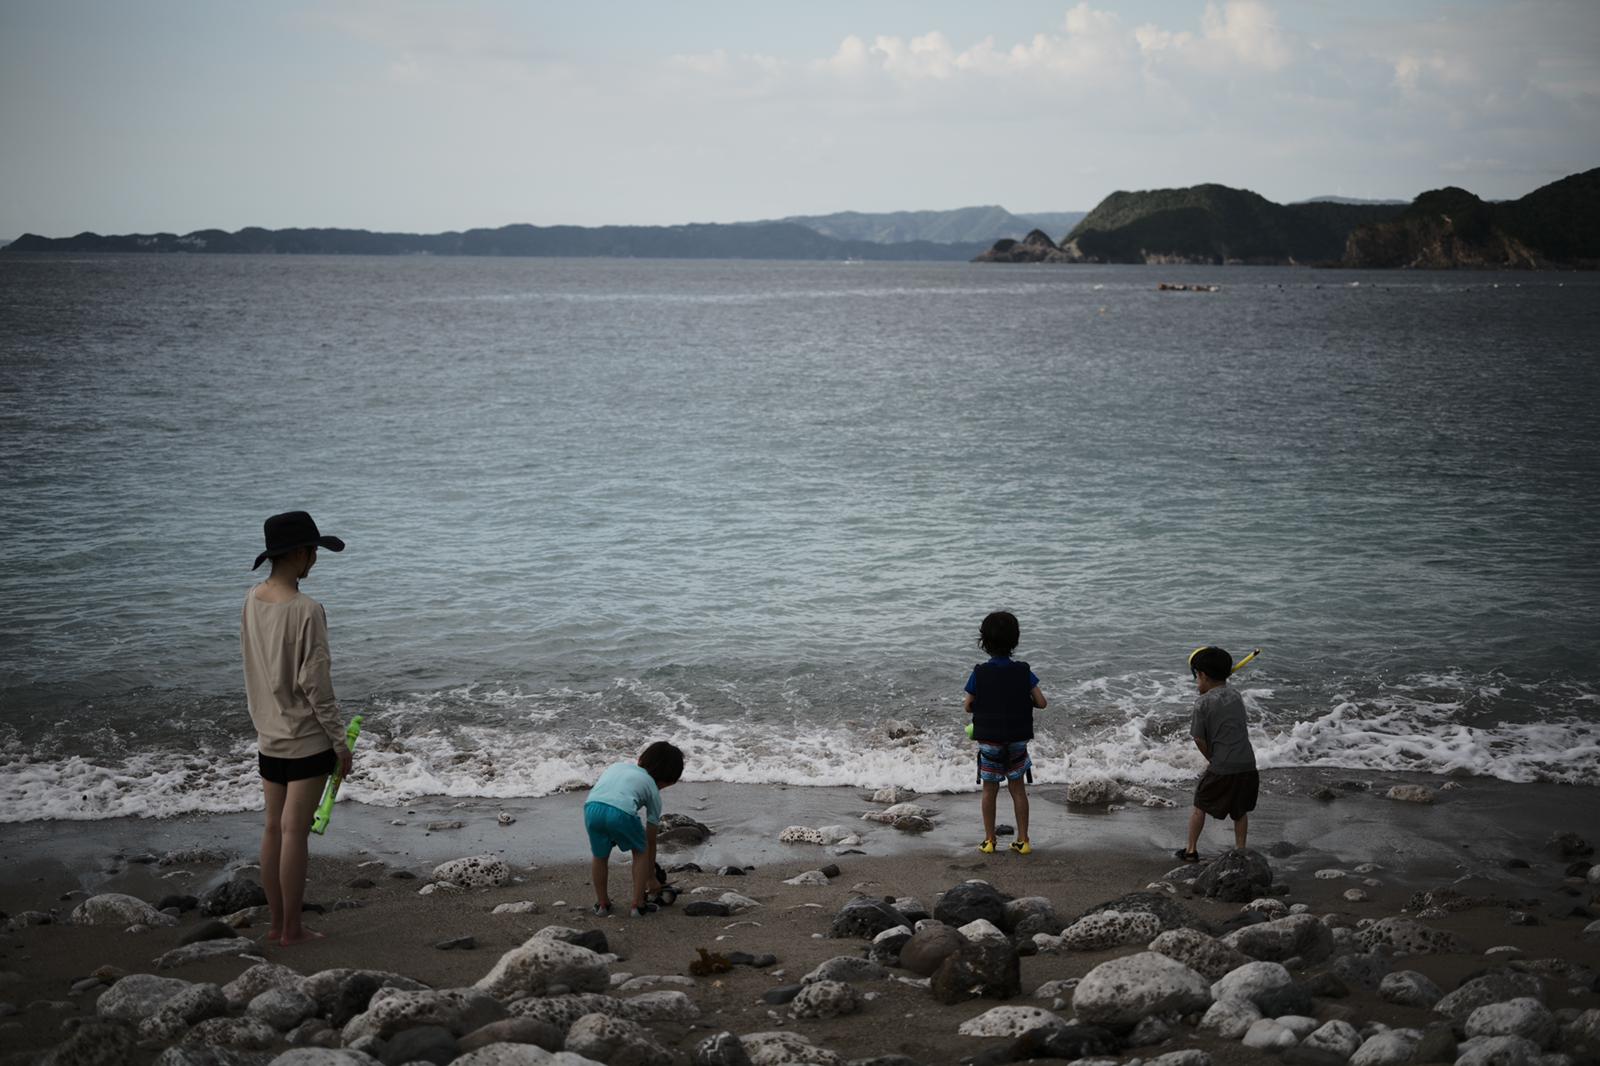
1,255,1597,821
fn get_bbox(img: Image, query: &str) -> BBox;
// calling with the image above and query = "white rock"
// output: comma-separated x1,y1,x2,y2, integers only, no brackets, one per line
1033,979,1079,1000
267,1051,386,1066
1315,869,1347,880
958,918,1008,944
1148,928,1251,982
718,892,761,913
789,980,860,1020
870,786,911,804
957,1005,1066,1037
782,871,828,887
96,973,192,1022
139,981,227,1041
1146,1052,1212,1066
1072,951,1212,1027
433,855,512,888
1588,866,1600,885
621,990,698,1023
71,893,178,929
1350,1030,1421,1066
1304,1019,1363,1058
223,962,304,1011
778,826,823,844
1354,863,1384,874
418,882,463,896
1200,998,1261,1040
1385,784,1435,804
342,987,507,1045
817,826,852,844
740,1030,844,1066
801,957,887,985
1243,898,1289,919
564,1012,672,1066
1243,1019,1299,1050
248,985,319,1031
492,901,543,915
1211,961,1294,1008
1583,919,1600,941
1277,1015,1320,1039
1031,932,1064,954
1466,998,1557,1049
882,802,936,819
474,936,610,1000
1344,888,1370,902
1221,914,1334,964
1063,910,1161,952
614,975,694,991
1455,1034,1544,1066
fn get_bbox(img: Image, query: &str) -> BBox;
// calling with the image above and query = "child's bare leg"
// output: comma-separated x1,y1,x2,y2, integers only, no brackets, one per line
1233,813,1249,849
1185,807,1206,855
630,850,649,910
277,776,326,945
1007,778,1030,843
591,855,610,908
980,782,999,843
260,780,287,942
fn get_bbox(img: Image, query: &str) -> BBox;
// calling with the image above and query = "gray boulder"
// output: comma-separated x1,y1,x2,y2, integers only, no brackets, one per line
249,986,319,1031
139,982,228,1041
1063,910,1160,952
97,972,192,1022
1465,998,1557,1048
1455,1035,1544,1066
738,1031,843,1066
432,856,512,889
1302,1019,1363,1059
180,1017,278,1049
898,923,965,977
223,962,304,1010
1148,928,1251,981
1354,916,1465,956
564,1012,673,1066
200,877,268,917
933,882,1011,927
380,1024,460,1066
1076,891,1203,933
71,892,178,928
1349,1030,1420,1066
473,936,610,1000
300,969,429,1019
1193,849,1273,903
828,897,907,939
343,987,508,1044
1378,970,1443,1009
1211,961,1295,1012
789,980,860,1020
956,1005,1066,1038
1435,971,1546,1022
1072,951,1212,1028
1221,914,1334,964
1001,897,1061,938
930,937,1020,1003
266,1052,384,1066
1199,997,1262,1039
801,957,887,985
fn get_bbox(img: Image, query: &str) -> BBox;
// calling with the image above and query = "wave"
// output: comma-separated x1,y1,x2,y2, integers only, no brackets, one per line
1,670,1596,822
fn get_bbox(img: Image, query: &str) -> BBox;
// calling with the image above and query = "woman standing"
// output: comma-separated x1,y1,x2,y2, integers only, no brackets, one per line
242,510,354,945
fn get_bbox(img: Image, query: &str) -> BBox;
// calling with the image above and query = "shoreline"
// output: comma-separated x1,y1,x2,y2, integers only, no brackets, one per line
2,771,1597,1064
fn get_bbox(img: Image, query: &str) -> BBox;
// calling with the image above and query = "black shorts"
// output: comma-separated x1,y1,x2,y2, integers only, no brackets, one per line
1194,768,1259,820
258,748,337,785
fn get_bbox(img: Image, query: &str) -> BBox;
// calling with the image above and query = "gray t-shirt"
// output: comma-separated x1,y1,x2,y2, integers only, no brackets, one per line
1190,685,1256,774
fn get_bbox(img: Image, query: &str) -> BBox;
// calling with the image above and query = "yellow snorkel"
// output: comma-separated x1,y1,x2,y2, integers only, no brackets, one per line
1189,646,1263,675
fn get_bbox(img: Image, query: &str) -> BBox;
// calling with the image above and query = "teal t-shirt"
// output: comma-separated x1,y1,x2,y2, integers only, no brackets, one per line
588,762,663,825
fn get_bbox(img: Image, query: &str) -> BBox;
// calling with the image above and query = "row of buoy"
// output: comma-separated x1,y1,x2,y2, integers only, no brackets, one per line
1157,282,1220,292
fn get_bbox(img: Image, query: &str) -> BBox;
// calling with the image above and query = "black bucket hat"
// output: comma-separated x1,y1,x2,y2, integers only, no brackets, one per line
253,511,345,570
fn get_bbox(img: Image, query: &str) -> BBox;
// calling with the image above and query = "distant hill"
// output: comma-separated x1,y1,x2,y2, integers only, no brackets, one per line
1065,185,1403,264
4,222,987,262
768,205,1084,245
1018,211,1088,237
972,172,1600,268
1343,169,1600,269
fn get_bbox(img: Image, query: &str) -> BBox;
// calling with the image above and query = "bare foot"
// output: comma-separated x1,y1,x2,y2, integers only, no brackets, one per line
260,930,282,945
277,929,326,946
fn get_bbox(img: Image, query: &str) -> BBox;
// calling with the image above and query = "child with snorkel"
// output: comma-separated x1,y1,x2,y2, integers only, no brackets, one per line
964,611,1048,854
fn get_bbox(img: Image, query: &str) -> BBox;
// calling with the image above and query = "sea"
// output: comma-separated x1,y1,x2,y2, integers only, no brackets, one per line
1,254,1597,823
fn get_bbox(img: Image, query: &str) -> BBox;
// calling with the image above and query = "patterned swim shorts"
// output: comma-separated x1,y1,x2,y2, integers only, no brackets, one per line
977,741,1031,783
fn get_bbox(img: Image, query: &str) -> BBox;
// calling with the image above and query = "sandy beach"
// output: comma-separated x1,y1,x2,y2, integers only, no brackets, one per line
2,771,1597,1065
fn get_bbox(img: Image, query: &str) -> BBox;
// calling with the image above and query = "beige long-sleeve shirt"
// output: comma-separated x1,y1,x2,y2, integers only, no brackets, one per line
241,589,349,758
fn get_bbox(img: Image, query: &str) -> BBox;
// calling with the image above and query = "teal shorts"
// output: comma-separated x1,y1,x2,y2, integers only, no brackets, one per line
584,801,646,858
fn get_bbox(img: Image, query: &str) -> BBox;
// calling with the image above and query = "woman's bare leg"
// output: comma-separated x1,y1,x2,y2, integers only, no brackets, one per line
277,776,327,945
260,780,287,942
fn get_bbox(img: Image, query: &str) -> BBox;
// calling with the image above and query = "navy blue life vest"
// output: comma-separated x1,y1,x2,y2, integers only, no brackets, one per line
970,660,1034,743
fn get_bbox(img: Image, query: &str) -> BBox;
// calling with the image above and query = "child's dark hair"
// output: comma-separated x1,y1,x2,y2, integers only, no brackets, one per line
638,741,684,787
1190,646,1233,683
978,611,1020,658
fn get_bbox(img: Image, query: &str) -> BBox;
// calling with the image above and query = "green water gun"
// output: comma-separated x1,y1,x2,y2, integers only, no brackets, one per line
311,715,363,835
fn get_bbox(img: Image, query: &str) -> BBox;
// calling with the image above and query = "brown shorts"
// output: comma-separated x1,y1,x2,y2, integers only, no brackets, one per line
1194,768,1259,820
258,748,337,785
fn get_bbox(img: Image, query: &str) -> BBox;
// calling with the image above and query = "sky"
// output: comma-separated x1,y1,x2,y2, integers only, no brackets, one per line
2,0,1597,236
